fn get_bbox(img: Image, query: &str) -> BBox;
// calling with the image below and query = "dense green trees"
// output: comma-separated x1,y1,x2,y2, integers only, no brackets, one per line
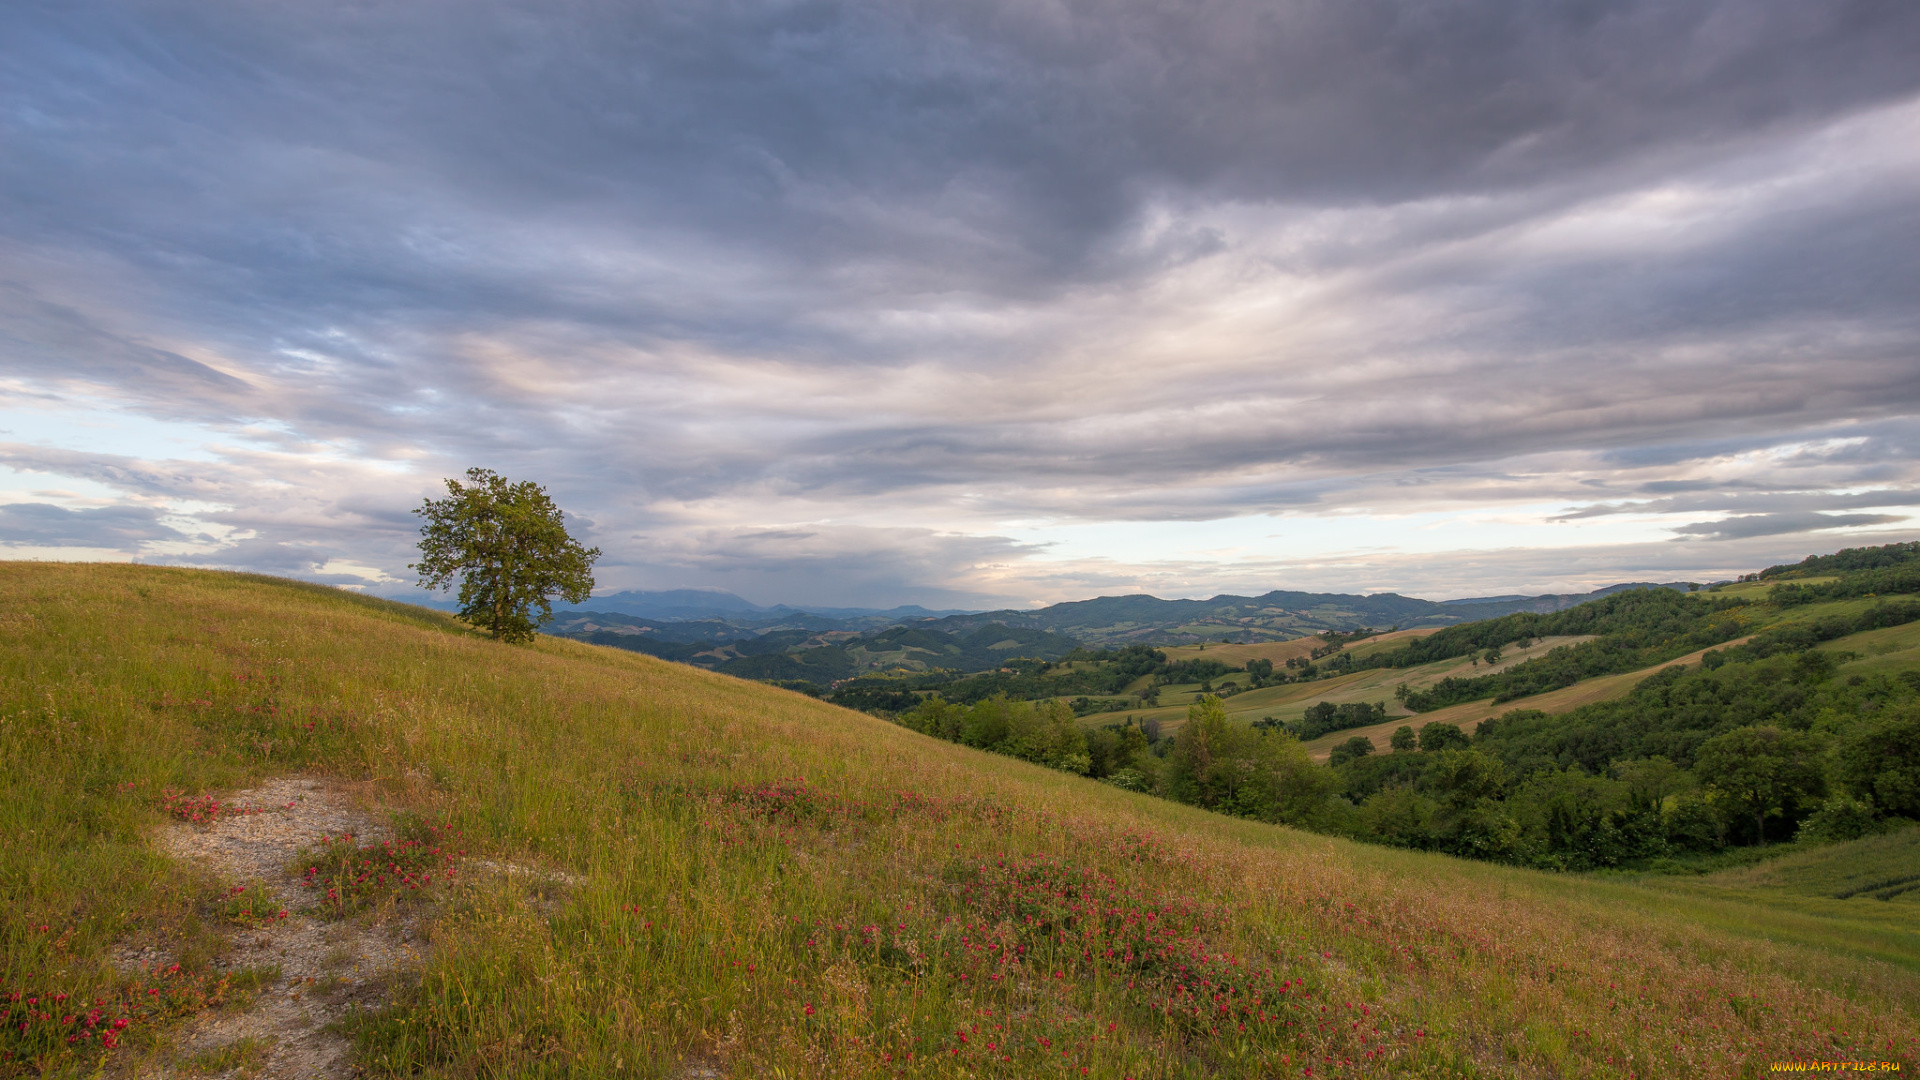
1162,697,1331,826
898,694,1327,827
1284,701,1388,740
1328,736,1375,766
1834,706,1920,820
1332,620,1919,865
1758,541,1920,579
898,694,1092,774
1363,588,1747,672
1692,726,1826,845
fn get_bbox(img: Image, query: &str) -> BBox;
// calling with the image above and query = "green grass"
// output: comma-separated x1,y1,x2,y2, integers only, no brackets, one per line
2,563,1916,1077
1694,826,1920,901
1821,618,1920,677
1608,829,1920,974
1712,577,1839,600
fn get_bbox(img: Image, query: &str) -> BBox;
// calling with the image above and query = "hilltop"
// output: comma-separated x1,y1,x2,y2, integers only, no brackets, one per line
0,563,1912,1078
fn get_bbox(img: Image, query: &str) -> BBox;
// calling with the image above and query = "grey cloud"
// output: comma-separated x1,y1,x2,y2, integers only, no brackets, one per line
4,1,1920,603
0,502,193,548
1639,480,1754,494
1670,512,1908,541
588,524,1045,610
1556,488,1920,521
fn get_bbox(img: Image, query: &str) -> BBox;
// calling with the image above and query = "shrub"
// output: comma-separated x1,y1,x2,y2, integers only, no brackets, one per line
1418,722,1469,752
1329,736,1375,767
1798,797,1882,843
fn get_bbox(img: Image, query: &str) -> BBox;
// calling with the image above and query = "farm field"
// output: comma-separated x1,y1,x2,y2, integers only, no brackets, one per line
1819,618,1920,676
1146,627,1445,673
1711,576,1839,600
1107,634,1596,733
1294,596,1920,761
1149,638,1320,668
1341,627,1447,661
1300,636,1752,760
2,563,1914,1077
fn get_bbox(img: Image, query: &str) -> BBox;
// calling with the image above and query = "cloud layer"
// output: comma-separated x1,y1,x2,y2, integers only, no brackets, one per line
3,0,1920,606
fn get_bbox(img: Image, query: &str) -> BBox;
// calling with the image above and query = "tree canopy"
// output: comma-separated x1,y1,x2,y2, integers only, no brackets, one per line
411,468,600,642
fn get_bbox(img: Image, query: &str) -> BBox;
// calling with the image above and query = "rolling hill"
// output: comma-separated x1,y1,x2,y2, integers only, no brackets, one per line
549,582,1706,685
549,614,1082,682
0,562,1911,1077
920,583,1705,645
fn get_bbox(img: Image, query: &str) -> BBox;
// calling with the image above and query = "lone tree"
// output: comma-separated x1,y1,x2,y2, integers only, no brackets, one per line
411,468,600,642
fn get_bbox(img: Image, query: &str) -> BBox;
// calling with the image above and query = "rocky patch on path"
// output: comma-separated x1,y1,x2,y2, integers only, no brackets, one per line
124,777,426,1080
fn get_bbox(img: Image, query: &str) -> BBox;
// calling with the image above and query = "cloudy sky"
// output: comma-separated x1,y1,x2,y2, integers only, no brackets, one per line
4,0,1920,609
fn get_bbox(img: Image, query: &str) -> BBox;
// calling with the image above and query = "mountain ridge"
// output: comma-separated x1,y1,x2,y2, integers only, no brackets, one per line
912,581,1704,645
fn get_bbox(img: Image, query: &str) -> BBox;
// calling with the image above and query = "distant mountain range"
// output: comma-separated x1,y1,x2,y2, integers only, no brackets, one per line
542,580,1709,679
549,588,974,622
551,581,1702,636
900,582,1704,646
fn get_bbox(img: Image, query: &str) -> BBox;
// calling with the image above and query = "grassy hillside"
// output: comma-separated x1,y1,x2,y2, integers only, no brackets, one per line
2,564,1914,1077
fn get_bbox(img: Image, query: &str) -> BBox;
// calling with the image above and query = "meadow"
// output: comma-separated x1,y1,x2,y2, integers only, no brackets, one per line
1,563,1913,1077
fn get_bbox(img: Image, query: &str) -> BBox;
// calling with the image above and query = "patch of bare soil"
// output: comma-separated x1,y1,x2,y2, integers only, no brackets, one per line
126,777,425,1080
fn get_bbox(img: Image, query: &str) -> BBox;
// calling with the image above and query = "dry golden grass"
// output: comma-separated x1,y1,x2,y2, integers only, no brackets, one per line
1151,639,1321,666
1154,627,1446,670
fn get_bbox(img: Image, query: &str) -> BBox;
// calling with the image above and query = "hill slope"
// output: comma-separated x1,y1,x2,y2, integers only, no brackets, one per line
1,564,1912,1077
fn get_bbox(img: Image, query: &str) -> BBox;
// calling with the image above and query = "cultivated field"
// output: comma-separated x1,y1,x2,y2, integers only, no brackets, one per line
1111,634,1595,734
1300,637,1751,760
2,563,1912,1077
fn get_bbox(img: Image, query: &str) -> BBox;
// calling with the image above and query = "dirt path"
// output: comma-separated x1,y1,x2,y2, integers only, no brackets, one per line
130,777,424,1079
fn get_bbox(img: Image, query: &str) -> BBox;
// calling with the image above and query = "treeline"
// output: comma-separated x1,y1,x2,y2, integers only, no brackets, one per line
564,620,1083,684
1391,590,1756,711
823,639,1351,713
1396,596,1920,717
884,659,1917,872
825,644,1168,710
895,696,1100,774
1770,569,1920,607
1361,588,1744,671
1727,599,1920,656
1332,646,1920,867
1759,541,1920,580
1265,701,1389,741
895,694,1331,827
